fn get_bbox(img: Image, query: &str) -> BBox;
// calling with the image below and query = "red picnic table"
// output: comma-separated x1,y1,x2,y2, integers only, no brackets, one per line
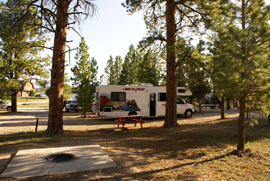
115,115,146,129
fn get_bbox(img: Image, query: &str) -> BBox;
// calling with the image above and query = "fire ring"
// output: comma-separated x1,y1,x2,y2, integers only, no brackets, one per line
45,153,75,162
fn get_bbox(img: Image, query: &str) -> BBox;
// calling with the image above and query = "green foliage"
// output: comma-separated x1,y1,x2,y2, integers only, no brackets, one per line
45,88,50,97
103,44,164,86
137,49,163,86
76,77,95,115
29,90,35,97
63,73,71,100
118,44,140,85
176,38,211,104
71,37,98,117
0,0,50,106
208,0,270,150
209,0,270,106
103,55,123,85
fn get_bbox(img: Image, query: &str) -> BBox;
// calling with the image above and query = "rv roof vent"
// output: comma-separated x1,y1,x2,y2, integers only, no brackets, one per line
140,83,153,86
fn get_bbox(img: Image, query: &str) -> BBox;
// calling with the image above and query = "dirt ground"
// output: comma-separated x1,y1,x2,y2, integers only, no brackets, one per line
0,108,244,135
0,108,269,180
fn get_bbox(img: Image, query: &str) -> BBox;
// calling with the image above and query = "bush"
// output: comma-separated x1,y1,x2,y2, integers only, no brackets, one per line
29,90,36,97
45,87,50,97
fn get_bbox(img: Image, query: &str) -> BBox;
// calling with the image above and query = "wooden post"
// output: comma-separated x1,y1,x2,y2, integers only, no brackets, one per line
35,118,39,133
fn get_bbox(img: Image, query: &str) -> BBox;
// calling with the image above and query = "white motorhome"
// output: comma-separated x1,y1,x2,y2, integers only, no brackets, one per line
95,83,194,118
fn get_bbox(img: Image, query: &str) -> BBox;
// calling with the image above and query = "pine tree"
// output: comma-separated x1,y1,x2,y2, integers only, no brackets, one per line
71,37,97,118
209,0,270,151
118,44,140,85
20,0,96,135
113,56,123,84
137,49,162,86
103,55,123,85
123,0,212,127
0,0,50,112
104,56,115,85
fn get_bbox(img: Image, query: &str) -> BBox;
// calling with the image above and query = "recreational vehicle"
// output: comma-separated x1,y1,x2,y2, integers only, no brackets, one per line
95,84,194,118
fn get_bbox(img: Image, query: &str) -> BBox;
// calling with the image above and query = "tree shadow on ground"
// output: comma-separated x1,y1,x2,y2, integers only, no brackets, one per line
1,116,269,180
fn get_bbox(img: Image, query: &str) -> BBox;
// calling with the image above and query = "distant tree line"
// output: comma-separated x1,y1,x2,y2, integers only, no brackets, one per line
100,41,211,108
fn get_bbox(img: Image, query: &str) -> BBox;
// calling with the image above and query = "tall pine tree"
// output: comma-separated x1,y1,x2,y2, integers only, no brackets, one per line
71,37,98,118
103,55,123,85
123,0,213,127
209,0,270,151
137,49,162,86
0,0,50,112
118,44,140,85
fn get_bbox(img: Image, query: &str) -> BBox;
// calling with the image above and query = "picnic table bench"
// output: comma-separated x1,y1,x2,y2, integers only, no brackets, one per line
115,115,146,129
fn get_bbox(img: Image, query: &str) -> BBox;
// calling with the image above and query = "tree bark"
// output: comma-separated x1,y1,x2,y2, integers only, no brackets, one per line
11,89,17,112
46,0,69,135
237,96,246,151
220,94,224,119
163,0,179,127
227,98,230,110
237,0,247,151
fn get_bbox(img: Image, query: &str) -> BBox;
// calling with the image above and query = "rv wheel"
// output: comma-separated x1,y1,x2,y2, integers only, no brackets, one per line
185,110,192,118
128,111,137,116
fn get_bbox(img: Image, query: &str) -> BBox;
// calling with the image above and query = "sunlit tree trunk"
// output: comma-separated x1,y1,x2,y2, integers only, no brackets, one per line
47,0,69,135
163,0,179,127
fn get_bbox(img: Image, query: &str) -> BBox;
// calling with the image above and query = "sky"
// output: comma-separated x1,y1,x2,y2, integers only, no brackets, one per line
43,0,270,82
44,0,147,80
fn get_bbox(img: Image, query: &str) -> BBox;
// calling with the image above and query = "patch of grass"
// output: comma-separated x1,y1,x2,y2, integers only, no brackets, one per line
17,104,48,107
17,97,48,103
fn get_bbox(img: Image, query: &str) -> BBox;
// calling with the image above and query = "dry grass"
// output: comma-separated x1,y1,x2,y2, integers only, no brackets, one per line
0,111,270,180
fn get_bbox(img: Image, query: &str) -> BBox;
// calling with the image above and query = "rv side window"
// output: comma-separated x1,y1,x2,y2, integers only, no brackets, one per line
158,93,166,101
111,92,126,101
178,89,186,93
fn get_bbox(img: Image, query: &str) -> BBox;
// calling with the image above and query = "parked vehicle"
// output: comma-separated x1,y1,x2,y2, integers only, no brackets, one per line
65,100,78,112
95,83,194,118
201,94,221,109
35,94,47,97
0,100,11,111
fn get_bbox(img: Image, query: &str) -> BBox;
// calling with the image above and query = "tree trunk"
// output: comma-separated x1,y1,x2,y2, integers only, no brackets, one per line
268,114,270,127
46,0,69,135
220,94,225,119
237,96,246,151
227,98,230,110
237,0,247,151
163,0,179,127
11,89,17,112
10,58,17,112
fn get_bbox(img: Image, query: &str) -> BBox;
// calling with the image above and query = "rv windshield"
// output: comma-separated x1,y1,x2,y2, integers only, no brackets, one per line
177,97,185,104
